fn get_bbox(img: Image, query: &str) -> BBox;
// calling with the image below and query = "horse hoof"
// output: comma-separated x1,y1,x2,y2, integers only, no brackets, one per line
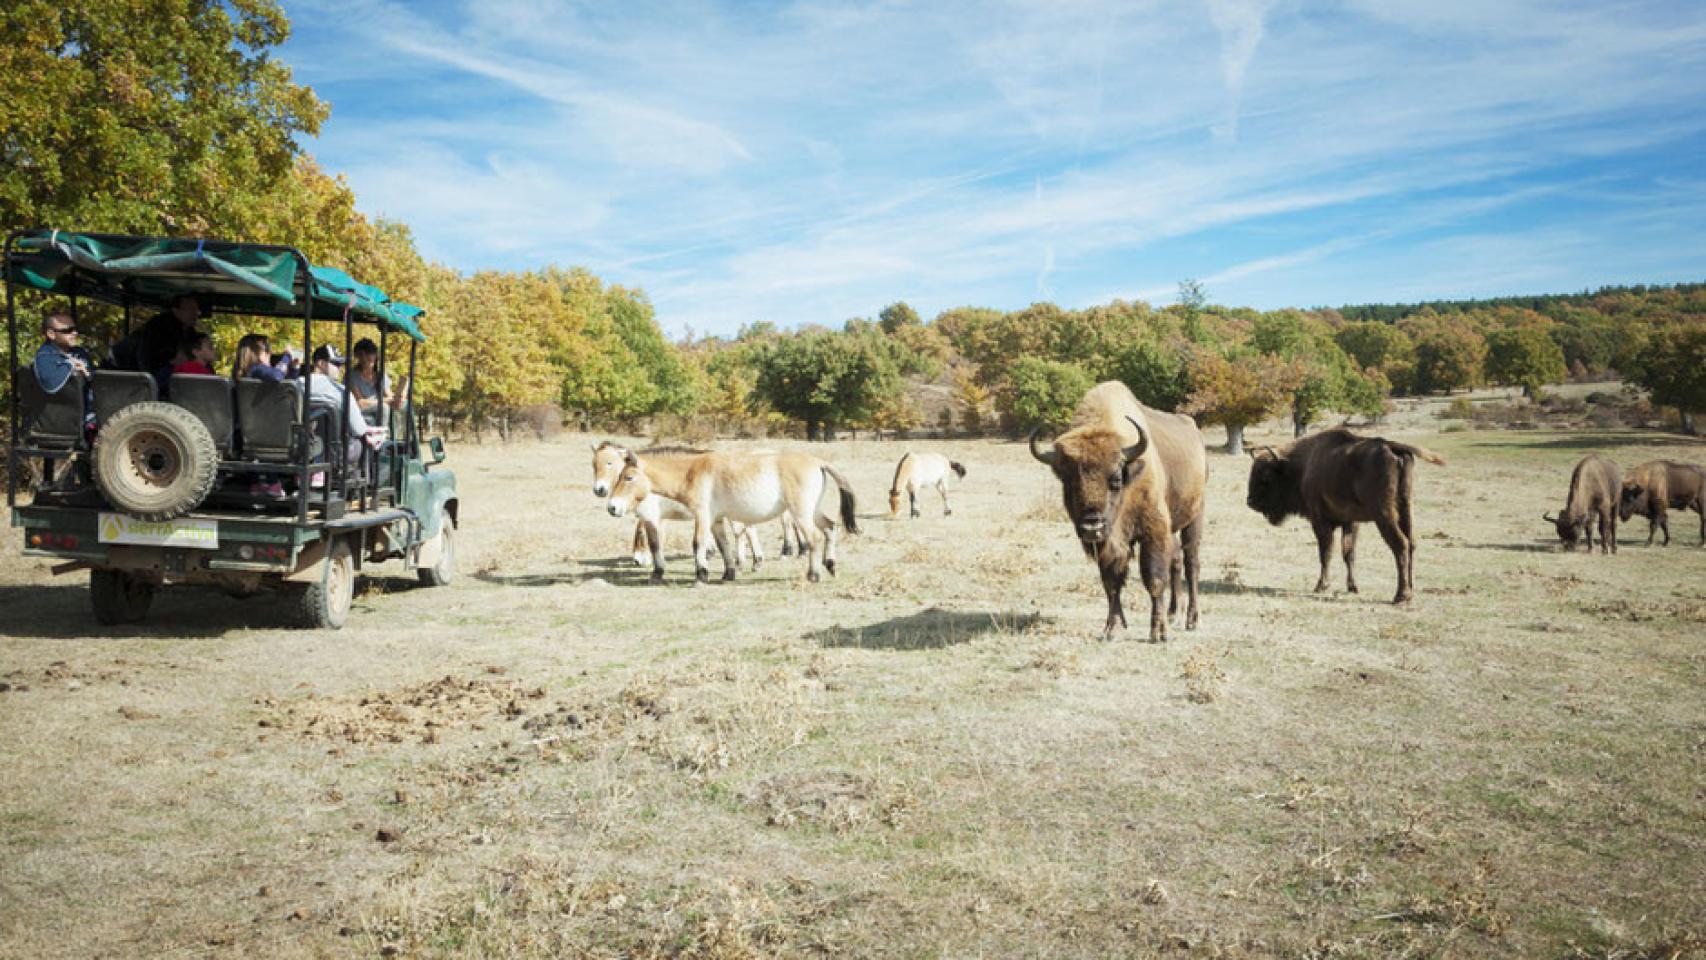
1346,584,1359,594
807,570,821,583
696,569,710,584
824,559,837,577
722,569,737,582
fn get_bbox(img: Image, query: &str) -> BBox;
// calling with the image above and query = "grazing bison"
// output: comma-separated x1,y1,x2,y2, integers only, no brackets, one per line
1545,454,1621,553
1245,428,1445,603
1030,381,1207,641
1618,460,1706,546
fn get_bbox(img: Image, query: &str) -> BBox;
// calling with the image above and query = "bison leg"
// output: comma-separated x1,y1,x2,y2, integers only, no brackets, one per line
1167,551,1181,620
1341,523,1360,594
909,488,920,519
1658,507,1671,546
1311,519,1337,593
1696,503,1704,546
1139,539,1170,642
1600,508,1616,555
1375,514,1413,604
1181,515,1203,631
1098,557,1129,640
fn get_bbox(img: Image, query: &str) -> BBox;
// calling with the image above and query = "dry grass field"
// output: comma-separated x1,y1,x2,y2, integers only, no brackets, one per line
3,418,1704,959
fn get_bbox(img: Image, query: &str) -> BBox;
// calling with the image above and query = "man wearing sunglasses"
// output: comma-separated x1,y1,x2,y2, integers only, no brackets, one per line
33,311,93,396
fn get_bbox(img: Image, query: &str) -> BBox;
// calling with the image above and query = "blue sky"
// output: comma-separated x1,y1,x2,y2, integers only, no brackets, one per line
279,0,1706,337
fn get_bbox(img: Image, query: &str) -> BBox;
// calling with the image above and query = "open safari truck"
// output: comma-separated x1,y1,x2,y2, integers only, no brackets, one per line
5,230,458,628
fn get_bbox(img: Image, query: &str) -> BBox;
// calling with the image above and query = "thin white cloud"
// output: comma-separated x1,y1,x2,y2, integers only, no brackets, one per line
279,0,1706,333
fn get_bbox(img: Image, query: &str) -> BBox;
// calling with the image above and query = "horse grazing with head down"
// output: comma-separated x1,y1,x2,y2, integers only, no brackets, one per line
888,451,966,518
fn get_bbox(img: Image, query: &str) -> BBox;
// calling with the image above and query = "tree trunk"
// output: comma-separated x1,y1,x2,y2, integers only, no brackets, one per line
1225,423,1247,456
1683,410,1699,436
824,421,838,441
806,419,820,441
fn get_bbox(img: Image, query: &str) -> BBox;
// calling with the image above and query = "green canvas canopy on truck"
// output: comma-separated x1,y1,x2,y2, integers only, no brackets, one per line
4,230,425,341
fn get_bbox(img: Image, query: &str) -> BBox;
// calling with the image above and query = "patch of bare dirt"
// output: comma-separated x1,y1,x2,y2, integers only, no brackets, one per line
257,674,547,745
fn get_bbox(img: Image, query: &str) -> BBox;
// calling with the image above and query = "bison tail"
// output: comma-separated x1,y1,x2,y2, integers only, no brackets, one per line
1391,442,1447,466
825,465,860,535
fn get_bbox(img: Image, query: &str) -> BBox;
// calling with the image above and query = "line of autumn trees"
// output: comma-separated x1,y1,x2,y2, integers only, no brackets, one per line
4,1,1703,447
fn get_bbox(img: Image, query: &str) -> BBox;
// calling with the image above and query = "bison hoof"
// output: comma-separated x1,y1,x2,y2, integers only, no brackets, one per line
807,569,821,583
1346,583,1359,594
824,559,837,577
1186,613,1199,630
722,569,737,582
1393,592,1413,605
1313,582,1330,593
649,569,665,584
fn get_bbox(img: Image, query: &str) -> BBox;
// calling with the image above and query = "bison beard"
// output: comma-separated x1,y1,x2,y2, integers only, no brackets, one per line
1245,428,1445,604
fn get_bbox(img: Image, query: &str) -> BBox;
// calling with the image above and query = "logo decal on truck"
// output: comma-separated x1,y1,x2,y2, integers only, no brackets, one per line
98,514,219,549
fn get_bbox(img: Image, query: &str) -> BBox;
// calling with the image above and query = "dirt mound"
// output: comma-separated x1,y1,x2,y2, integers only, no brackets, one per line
259,674,546,745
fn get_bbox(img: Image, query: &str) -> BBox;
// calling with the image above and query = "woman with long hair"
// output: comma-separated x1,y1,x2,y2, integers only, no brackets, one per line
231,334,282,383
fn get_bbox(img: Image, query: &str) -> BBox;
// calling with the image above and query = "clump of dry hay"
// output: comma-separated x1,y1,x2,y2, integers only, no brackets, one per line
1181,647,1229,703
751,770,916,832
518,664,825,778
257,675,546,745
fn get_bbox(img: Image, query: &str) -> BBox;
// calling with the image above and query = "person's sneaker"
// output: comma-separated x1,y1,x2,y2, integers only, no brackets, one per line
263,481,285,497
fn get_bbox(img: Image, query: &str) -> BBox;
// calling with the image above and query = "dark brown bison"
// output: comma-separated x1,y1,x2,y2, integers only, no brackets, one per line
1245,428,1445,603
1618,460,1705,546
1030,381,1207,641
1545,454,1621,553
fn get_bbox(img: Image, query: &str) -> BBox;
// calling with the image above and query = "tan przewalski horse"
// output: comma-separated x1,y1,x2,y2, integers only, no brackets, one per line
888,451,966,518
590,442,763,575
606,450,859,582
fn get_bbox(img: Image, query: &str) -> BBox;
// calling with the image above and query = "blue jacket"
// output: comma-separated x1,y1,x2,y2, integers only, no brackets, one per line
33,343,93,395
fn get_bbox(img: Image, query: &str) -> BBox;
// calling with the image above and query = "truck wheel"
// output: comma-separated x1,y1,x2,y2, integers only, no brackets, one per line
417,507,456,587
292,538,354,629
91,569,154,625
93,402,218,520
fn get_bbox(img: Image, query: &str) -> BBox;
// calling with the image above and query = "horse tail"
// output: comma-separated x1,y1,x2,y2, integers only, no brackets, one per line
824,464,860,535
889,452,911,497
950,460,966,478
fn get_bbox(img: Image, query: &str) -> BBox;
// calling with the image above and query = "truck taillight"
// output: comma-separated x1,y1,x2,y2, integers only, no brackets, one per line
28,533,42,547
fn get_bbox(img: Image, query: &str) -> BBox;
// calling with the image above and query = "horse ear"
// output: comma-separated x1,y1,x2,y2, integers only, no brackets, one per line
1122,417,1149,462
623,451,639,467
1028,426,1059,466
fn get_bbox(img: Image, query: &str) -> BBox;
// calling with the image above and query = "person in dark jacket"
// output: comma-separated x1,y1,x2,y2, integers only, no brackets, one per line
140,294,202,384
32,311,93,395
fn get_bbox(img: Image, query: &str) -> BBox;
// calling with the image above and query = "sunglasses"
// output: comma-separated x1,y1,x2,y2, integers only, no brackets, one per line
49,325,77,334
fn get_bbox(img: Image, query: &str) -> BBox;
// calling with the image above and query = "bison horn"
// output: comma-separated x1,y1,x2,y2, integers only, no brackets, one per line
1028,426,1059,466
1122,417,1149,461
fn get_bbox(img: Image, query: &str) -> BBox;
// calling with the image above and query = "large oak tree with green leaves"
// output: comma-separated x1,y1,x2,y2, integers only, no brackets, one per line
1,0,325,237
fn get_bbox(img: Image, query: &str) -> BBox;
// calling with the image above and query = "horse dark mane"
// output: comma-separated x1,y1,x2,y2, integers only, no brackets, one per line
641,444,708,456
